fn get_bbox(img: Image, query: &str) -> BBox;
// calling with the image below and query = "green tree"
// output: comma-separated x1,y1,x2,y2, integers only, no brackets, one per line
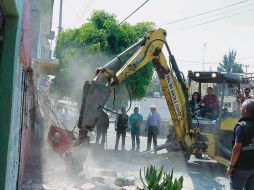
147,73,163,96
217,50,243,73
53,10,154,105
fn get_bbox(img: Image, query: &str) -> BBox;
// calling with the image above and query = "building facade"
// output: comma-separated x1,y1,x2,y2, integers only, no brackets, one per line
0,1,25,189
0,0,55,189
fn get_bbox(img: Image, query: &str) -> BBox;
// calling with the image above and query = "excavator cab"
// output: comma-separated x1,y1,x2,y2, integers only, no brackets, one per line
187,71,244,161
188,71,242,133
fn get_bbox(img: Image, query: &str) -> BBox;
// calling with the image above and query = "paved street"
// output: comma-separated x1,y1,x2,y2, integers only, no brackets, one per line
20,123,230,190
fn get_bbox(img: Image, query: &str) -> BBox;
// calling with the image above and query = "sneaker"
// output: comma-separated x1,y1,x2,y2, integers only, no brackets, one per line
121,147,125,151
130,148,135,151
114,148,118,151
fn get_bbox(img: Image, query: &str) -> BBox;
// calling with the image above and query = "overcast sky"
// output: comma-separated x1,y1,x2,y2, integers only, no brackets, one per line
52,0,254,74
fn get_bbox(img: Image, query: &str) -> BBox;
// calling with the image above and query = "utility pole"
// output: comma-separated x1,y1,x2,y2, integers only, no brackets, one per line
58,0,63,35
202,43,206,71
243,65,249,73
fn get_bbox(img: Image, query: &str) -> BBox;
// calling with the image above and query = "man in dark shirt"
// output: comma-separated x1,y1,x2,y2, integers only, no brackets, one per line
95,110,109,148
227,99,254,189
115,107,129,151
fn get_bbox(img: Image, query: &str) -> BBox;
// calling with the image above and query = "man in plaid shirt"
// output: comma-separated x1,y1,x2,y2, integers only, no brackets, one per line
200,87,219,119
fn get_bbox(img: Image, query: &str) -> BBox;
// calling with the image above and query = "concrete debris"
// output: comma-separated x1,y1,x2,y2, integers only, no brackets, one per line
91,176,105,183
42,184,53,189
121,186,137,190
79,182,96,190
20,122,231,189
100,170,117,177
114,177,135,187
95,183,123,190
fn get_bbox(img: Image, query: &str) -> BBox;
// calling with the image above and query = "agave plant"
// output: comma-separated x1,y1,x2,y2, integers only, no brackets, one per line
138,165,183,190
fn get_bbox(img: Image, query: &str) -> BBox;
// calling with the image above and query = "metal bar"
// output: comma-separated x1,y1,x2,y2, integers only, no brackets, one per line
58,0,63,34
217,81,226,128
170,55,192,130
141,142,177,154
102,38,146,70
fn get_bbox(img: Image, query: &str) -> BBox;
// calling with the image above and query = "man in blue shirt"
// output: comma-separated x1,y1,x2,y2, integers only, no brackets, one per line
128,107,143,151
227,99,254,189
146,105,162,151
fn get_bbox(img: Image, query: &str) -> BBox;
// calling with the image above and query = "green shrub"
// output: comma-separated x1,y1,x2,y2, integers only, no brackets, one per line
138,165,183,190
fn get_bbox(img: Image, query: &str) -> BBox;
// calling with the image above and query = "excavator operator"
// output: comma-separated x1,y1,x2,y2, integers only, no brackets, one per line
200,87,219,119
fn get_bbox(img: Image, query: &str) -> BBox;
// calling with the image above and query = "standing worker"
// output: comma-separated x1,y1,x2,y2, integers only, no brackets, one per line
146,105,162,152
95,110,109,149
115,107,129,151
129,107,143,152
243,88,253,100
237,88,253,104
227,99,254,189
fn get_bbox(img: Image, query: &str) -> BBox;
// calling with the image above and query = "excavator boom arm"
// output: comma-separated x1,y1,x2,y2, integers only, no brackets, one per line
78,28,193,151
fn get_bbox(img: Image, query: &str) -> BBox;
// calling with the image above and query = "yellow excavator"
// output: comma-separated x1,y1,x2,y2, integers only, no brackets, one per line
76,28,194,160
50,28,244,172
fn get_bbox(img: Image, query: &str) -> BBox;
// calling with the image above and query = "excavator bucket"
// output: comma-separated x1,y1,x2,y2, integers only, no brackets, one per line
47,125,74,156
47,125,89,174
48,82,111,174
78,81,111,131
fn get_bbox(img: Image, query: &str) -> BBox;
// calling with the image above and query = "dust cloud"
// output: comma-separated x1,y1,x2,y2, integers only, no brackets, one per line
60,53,114,103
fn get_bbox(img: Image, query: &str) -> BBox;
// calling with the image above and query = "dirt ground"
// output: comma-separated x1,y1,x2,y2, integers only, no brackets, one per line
20,124,230,190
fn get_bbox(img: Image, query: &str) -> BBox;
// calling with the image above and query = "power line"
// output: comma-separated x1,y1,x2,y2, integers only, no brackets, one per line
80,0,96,20
74,0,95,26
165,2,254,29
118,0,151,25
159,0,250,27
178,8,254,30
65,1,84,19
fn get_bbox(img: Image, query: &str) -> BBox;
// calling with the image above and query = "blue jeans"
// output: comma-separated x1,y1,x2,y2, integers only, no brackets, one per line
230,169,254,190
115,130,126,150
131,130,140,150
147,126,159,150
